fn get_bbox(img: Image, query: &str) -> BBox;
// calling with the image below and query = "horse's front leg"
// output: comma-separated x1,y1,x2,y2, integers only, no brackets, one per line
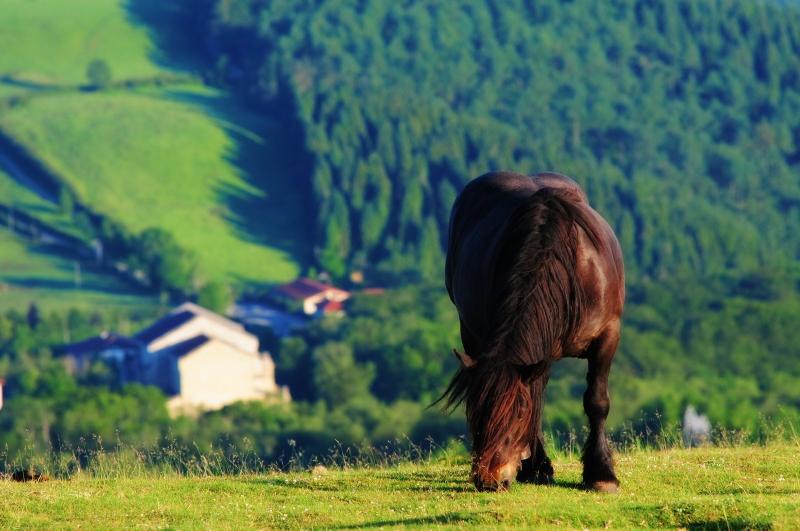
582,322,620,492
517,372,554,485
517,434,554,484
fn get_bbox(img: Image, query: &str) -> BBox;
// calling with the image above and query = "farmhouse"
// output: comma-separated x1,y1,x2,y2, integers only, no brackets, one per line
61,303,289,415
272,277,350,315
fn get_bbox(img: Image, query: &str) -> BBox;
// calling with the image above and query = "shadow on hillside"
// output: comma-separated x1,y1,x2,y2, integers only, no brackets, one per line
551,479,585,490
124,0,208,73
124,0,315,278
167,88,314,268
623,504,773,530
0,234,142,296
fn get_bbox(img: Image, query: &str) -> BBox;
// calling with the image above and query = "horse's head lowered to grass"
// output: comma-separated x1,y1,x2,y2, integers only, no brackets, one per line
444,350,548,491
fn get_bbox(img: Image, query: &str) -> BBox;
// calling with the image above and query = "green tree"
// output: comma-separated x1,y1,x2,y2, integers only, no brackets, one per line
134,228,196,294
317,192,351,278
312,341,374,406
198,281,233,313
86,59,112,88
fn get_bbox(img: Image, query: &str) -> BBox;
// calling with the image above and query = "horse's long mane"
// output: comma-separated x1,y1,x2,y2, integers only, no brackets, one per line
440,187,603,470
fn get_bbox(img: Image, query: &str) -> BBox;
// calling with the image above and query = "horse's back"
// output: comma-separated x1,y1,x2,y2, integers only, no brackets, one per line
445,172,535,343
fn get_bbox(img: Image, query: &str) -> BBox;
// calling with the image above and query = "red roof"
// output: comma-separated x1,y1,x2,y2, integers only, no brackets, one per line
321,300,343,313
274,278,348,300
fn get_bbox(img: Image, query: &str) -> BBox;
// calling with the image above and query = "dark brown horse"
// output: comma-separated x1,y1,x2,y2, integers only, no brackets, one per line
441,171,624,492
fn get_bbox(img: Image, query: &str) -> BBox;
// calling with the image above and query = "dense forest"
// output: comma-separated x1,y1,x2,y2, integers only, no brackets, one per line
205,0,800,284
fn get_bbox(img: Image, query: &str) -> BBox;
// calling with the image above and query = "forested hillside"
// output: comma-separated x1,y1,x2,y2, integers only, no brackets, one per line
199,0,800,432
206,0,800,284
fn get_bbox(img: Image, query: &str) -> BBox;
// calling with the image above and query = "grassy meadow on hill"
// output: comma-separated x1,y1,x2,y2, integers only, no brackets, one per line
0,165,74,235
0,0,164,87
0,0,310,310
1,85,309,284
1,444,798,529
0,230,157,313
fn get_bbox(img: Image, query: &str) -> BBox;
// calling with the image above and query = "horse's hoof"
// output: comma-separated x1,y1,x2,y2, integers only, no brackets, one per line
517,471,554,485
589,481,619,493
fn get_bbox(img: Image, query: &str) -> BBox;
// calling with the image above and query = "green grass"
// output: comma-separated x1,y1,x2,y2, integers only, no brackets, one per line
0,0,311,291
0,229,156,312
0,166,79,237
0,0,164,87
0,445,798,529
0,85,309,284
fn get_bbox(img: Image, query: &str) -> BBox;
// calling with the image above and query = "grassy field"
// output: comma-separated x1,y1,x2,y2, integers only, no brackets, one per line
0,166,78,237
0,229,157,312
0,0,310,299
0,85,310,284
0,0,164,87
0,445,797,529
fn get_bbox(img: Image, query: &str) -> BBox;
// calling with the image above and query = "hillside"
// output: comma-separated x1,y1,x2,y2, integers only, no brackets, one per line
0,229,157,312
0,0,164,88
1,85,309,283
206,0,800,283
0,0,311,311
1,445,798,528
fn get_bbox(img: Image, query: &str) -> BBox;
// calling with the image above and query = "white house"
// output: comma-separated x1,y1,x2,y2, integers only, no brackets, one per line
61,302,289,416
134,303,288,415
151,334,286,415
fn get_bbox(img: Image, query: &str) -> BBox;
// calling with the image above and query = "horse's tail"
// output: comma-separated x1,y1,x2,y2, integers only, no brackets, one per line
487,187,601,368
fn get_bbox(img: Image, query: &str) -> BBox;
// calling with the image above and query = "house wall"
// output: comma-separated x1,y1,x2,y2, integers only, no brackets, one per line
147,316,259,354
168,340,279,414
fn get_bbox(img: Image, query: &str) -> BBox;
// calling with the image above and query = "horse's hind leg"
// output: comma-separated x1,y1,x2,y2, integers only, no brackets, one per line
582,322,620,492
517,372,554,484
